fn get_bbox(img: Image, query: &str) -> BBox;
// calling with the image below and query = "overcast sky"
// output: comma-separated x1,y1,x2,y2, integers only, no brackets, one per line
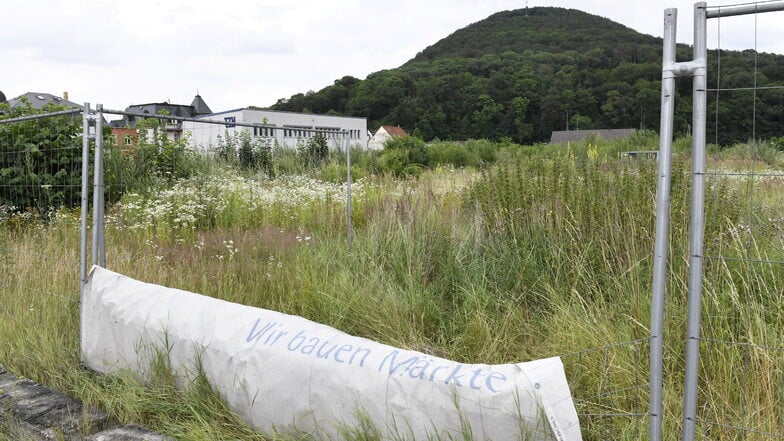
3,1,783,113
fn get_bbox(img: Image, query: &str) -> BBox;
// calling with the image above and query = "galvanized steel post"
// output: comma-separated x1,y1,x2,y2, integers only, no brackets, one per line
92,104,106,267
345,131,353,250
80,103,91,293
681,4,708,441
649,8,678,441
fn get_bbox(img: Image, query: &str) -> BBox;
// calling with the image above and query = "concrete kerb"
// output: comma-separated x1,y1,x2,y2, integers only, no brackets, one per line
0,364,172,441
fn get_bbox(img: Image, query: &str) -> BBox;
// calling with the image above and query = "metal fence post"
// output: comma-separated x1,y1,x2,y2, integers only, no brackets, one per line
345,131,353,250
649,8,678,441
681,4,708,441
92,104,106,268
80,103,91,293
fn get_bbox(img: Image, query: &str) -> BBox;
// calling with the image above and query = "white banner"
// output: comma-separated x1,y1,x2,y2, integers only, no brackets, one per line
82,266,582,440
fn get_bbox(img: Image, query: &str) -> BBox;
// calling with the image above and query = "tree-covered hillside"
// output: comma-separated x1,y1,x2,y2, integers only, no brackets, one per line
272,7,784,144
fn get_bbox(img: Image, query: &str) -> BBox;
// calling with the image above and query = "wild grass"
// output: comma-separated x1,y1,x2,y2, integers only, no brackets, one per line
1,138,783,440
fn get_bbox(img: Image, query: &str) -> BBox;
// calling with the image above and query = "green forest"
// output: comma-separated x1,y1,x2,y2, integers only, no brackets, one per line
272,7,784,145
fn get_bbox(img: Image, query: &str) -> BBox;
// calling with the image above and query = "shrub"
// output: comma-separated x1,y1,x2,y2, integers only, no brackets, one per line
772,136,784,151
104,119,208,202
427,142,480,168
377,136,429,176
377,148,409,177
299,133,329,166
318,163,368,183
215,131,273,176
0,104,84,212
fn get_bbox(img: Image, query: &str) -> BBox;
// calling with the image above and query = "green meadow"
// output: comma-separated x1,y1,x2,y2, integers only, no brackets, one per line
2,134,783,440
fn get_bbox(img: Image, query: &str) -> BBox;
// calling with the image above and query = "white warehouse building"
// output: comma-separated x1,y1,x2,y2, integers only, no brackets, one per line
182,107,369,152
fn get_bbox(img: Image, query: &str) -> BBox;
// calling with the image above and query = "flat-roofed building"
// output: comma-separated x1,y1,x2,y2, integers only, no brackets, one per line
183,107,368,152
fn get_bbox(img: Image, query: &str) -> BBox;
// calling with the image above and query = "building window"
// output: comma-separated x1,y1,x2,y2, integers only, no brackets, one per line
283,125,311,138
123,135,132,145
315,126,340,139
253,126,275,137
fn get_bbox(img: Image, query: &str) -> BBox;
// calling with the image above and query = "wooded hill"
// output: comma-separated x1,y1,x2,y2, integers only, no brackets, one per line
272,7,784,145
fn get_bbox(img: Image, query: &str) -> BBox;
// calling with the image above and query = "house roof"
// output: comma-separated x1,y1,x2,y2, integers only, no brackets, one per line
200,107,367,120
550,129,636,144
380,125,408,137
7,92,82,110
111,102,197,128
0,90,6,103
190,94,212,115
125,103,195,116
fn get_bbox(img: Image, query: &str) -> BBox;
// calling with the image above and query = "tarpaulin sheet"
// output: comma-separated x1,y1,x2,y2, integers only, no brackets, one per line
81,266,582,440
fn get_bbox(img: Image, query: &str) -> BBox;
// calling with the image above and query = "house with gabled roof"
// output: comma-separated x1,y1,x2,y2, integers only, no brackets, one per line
368,125,408,150
5,92,81,110
108,94,214,143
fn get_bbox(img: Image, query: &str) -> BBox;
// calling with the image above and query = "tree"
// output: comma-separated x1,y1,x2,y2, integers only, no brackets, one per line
471,94,503,139
270,7,784,144
507,96,534,143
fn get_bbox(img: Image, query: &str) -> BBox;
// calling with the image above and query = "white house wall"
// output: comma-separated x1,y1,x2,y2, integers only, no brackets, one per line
367,127,392,150
183,109,368,153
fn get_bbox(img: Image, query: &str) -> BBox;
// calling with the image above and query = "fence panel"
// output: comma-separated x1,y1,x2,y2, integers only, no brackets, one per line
561,338,649,440
689,3,784,440
0,109,84,220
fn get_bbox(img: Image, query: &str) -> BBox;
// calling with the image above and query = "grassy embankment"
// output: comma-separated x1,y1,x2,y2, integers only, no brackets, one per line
1,135,782,440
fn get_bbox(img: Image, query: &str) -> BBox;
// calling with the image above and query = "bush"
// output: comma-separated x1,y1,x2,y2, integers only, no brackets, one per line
104,119,208,201
769,136,784,152
215,130,273,176
0,103,83,211
377,136,429,176
319,163,368,183
299,133,329,167
427,142,481,168
377,148,411,177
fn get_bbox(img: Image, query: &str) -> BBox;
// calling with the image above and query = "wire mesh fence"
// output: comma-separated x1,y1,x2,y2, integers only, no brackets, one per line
561,338,650,439
0,108,83,222
690,3,784,439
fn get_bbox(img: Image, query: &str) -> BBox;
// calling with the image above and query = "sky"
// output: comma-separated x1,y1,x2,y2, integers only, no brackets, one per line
2,0,783,113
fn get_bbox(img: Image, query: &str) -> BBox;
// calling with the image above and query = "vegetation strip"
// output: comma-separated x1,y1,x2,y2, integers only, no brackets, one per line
0,364,171,441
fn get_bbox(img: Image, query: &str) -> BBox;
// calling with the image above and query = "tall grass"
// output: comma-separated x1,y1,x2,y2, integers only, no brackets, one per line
1,138,782,440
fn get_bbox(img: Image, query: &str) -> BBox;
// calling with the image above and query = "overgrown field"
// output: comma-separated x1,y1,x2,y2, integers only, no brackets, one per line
1,134,783,440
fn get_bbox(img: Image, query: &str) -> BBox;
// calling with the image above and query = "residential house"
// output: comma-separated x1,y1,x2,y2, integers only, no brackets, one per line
4,92,81,111
108,94,213,145
109,127,139,150
368,125,408,150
